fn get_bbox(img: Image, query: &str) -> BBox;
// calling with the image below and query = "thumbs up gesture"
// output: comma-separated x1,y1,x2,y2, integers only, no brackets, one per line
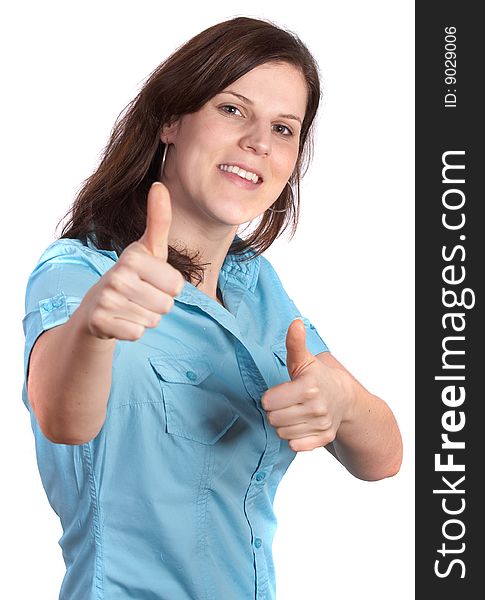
81,182,185,341
261,319,352,452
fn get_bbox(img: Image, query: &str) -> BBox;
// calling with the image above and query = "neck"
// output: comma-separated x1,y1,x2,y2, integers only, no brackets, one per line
168,204,239,303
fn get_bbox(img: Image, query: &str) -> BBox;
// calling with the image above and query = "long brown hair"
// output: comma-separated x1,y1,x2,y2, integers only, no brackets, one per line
58,16,322,285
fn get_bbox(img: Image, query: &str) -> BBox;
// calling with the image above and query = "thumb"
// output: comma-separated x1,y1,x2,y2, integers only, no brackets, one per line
138,182,172,261
285,318,314,380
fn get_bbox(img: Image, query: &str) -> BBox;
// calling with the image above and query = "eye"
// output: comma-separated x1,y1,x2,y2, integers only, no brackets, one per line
273,124,293,136
220,104,243,117
219,104,295,137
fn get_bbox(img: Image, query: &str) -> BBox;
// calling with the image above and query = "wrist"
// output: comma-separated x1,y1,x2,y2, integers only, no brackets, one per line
337,368,359,426
70,301,117,353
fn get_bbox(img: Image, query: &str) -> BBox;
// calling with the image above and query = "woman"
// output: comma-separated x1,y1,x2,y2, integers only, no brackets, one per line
22,16,402,600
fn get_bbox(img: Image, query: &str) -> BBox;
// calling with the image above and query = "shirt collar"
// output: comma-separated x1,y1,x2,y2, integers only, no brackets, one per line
219,235,260,293
85,233,260,293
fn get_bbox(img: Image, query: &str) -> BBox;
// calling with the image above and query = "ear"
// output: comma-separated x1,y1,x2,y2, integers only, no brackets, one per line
160,119,180,144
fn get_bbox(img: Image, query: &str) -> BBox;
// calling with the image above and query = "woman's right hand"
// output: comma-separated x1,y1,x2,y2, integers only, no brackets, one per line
80,182,185,341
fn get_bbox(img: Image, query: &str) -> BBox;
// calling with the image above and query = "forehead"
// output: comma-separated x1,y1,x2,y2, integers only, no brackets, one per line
219,62,308,117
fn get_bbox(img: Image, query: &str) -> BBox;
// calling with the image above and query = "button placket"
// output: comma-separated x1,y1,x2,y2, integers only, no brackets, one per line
231,339,278,600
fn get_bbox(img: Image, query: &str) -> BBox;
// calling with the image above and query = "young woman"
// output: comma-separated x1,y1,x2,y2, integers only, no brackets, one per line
22,16,402,600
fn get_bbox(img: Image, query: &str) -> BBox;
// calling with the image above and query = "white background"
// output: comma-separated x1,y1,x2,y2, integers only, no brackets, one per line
2,1,414,598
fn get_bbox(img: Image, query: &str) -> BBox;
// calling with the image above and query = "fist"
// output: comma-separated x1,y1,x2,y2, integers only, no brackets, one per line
262,319,348,452
81,182,184,341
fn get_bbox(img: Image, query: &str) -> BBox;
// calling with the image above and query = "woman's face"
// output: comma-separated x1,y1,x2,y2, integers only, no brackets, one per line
161,61,308,228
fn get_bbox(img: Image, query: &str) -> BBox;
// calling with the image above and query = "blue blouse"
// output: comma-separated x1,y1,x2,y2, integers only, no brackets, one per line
22,236,329,600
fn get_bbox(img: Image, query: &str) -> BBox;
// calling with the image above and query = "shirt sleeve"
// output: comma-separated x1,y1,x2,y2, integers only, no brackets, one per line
259,255,330,356
21,238,116,411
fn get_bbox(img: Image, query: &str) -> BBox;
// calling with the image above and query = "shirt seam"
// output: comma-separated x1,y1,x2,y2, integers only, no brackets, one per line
195,446,216,600
113,399,164,410
82,442,104,599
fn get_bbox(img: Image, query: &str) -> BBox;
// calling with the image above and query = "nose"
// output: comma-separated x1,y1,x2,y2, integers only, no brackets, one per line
239,120,271,156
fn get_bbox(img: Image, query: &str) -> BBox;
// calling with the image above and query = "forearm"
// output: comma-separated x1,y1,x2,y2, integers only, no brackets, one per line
28,301,116,445
331,380,403,481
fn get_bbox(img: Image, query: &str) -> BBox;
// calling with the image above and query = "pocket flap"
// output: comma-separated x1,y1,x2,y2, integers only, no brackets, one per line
149,356,212,385
271,318,312,366
271,339,287,366
148,354,239,445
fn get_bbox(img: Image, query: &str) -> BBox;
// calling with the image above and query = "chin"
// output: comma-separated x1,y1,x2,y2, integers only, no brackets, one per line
209,206,258,226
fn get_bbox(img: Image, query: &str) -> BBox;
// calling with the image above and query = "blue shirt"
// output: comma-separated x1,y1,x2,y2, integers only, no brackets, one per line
22,235,329,600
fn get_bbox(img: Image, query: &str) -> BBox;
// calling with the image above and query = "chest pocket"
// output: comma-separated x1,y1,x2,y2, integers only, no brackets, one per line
148,355,239,445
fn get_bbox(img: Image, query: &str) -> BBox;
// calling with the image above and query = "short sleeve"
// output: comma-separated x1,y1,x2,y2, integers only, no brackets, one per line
259,255,330,356
21,238,117,411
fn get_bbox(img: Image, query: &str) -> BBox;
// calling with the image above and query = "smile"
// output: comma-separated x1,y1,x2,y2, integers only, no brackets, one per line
218,164,261,184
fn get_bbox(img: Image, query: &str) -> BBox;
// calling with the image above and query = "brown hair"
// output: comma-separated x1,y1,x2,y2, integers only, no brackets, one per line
57,16,321,285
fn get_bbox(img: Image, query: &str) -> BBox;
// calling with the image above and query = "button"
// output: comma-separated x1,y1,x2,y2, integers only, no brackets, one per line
42,302,53,312
255,472,266,481
186,370,197,381
254,538,262,549
52,298,64,308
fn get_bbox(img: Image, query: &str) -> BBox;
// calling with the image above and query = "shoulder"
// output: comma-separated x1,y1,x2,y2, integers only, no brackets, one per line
257,254,287,291
24,238,118,314
258,254,279,276
252,254,294,311
33,237,118,276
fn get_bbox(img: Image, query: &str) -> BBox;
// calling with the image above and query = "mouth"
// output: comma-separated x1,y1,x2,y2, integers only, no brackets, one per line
218,163,263,185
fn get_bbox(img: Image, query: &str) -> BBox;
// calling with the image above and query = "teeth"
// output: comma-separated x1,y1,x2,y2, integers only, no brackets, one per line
219,164,260,183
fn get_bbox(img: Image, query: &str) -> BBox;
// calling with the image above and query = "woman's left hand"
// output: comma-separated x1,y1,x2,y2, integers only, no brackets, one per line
261,319,353,452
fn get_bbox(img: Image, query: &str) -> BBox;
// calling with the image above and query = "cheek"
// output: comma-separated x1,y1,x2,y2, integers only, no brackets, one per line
176,134,209,176
184,124,226,167
274,147,299,180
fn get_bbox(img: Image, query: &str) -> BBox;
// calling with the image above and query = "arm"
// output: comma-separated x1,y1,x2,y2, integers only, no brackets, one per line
316,351,403,481
26,182,184,445
28,296,116,445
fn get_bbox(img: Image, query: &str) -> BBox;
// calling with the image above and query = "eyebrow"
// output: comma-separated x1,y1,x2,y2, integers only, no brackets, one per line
220,90,303,125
